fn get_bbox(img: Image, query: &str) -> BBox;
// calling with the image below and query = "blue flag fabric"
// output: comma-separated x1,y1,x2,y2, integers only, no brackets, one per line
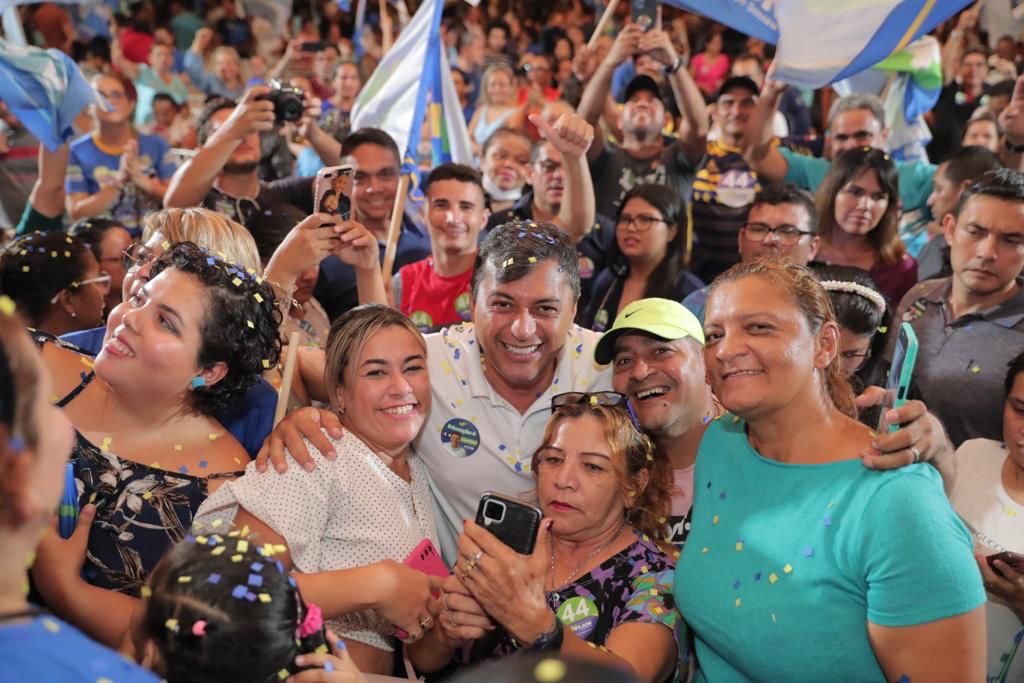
664,0,971,88
0,39,97,151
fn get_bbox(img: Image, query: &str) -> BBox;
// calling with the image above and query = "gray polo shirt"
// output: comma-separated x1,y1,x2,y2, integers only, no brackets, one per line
891,277,1024,447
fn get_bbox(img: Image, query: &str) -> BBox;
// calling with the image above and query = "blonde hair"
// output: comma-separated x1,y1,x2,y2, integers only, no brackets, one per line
323,304,426,409
480,64,515,106
531,403,672,541
142,208,260,273
708,259,857,418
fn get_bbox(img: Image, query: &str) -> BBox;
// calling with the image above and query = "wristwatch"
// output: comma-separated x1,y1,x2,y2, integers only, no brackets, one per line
527,613,564,652
665,55,686,75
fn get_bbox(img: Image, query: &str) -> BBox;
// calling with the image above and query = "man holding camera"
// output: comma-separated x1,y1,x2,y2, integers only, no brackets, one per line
164,84,336,257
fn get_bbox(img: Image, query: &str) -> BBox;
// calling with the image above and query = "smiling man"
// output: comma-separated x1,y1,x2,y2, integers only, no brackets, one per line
393,163,489,332
891,168,1024,446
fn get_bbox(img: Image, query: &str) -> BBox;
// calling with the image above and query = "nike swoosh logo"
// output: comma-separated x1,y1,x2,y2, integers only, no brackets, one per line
623,310,641,318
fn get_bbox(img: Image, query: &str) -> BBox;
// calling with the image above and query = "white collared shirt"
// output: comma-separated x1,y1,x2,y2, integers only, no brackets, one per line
415,323,612,561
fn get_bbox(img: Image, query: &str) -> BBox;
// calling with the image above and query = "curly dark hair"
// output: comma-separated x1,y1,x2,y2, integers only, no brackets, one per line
148,242,282,417
0,232,93,327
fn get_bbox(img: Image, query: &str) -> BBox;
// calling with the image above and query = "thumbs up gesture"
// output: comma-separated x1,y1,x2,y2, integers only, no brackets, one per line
529,112,595,160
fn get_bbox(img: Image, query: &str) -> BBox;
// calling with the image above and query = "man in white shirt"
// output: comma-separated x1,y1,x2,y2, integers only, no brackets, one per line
259,220,611,560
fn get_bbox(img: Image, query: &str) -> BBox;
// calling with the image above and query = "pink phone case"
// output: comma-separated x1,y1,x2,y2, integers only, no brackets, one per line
404,538,449,578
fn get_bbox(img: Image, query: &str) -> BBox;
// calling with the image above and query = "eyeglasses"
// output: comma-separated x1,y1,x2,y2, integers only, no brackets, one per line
551,391,642,432
50,273,112,304
840,348,871,371
742,223,814,246
535,160,563,176
616,214,666,232
122,243,159,271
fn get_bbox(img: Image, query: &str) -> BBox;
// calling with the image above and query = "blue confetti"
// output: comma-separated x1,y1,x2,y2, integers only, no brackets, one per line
754,572,762,581
251,562,264,572
207,573,221,584
803,546,814,557
245,591,257,602
184,535,196,544
823,514,832,526
248,573,263,587
324,662,335,673
275,560,285,573
454,349,461,360
206,257,216,265
231,585,247,598
702,415,712,424
199,460,208,468
897,677,911,683
498,444,506,451
178,465,188,474
732,580,741,589
719,491,727,500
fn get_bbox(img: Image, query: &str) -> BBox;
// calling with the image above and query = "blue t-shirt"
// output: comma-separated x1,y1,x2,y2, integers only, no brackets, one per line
780,147,936,215
675,415,985,683
65,132,175,234
59,327,276,458
0,613,158,682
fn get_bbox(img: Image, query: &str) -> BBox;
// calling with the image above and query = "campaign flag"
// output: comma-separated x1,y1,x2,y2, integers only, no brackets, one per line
351,0,472,172
0,39,98,151
665,0,971,89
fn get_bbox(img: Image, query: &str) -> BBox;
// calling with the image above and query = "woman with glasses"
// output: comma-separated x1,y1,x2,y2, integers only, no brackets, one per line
409,392,682,683
69,217,135,314
29,241,282,654
582,183,703,332
675,259,985,682
815,147,918,304
0,231,109,336
817,265,891,405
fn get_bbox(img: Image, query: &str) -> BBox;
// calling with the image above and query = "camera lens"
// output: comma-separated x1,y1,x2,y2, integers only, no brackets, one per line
483,500,505,523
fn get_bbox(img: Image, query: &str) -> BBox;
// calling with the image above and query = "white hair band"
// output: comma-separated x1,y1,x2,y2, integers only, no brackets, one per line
820,280,887,313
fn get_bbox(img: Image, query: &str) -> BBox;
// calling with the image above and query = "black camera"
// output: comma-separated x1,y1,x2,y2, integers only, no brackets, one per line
259,80,305,123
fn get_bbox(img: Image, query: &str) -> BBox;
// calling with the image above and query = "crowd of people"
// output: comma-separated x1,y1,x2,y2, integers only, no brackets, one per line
1,0,1023,682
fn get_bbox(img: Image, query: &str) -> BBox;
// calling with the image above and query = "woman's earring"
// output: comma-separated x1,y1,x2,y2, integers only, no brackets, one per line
190,376,206,390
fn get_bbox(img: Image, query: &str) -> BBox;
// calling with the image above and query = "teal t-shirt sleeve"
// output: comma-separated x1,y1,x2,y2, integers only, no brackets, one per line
858,469,985,627
779,147,829,192
896,160,937,215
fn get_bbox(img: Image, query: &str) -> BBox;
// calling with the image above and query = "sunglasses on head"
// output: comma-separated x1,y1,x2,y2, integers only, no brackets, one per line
550,391,642,432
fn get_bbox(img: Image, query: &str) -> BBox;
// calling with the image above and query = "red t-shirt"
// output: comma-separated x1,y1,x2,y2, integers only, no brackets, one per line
398,258,473,332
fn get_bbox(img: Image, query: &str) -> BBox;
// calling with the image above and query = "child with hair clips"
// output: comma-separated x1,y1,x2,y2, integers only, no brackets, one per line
134,533,365,683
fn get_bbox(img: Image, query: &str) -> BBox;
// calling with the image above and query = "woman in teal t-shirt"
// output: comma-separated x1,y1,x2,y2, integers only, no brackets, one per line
674,259,986,682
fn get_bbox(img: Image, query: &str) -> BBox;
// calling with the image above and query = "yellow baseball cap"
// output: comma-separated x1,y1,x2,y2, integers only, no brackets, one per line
593,298,705,365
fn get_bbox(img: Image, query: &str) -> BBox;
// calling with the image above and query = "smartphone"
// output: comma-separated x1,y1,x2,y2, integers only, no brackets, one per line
301,41,329,52
475,492,544,555
631,0,658,31
987,551,1024,575
877,322,919,433
313,164,354,218
404,539,449,578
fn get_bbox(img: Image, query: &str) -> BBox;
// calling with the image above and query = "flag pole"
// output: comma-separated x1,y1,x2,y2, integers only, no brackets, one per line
381,174,410,284
273,331,301,427
588,0,621,49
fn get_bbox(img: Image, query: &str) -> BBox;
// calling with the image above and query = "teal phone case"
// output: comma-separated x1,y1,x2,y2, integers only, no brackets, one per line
881,322,919,433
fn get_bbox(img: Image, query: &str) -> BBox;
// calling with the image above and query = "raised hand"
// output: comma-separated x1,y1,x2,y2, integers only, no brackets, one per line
529,112,594,159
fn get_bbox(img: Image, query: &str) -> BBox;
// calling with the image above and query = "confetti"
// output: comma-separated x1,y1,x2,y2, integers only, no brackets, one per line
141,586,152,598
177,576,192,583
534,659,566,683
754,572,762,581
237,539,249,552
735,598,742,607
803,547,814,557
233,277,242,287
248,573,263,587
231,554,243,562
165,618,179,633
209,433,219,441
712,515,719,525
254,293,264,303
783,564,793,574
173,444,182,451
732,580,741,589
970,366,981,374
247,320,254,329
527,256,537,263
211,546,226,556
142,491,152,500
702,547,709,554
42,618,60,633
232,585,247,599
735,541,743,551
258,593,272,603
100,436,112,451
207,573,221,584
823,514,832,527
162,241,171,250
771,613,777,624
262,359,271,368
769,573,778,584
21,265,29,272
277,670,290,680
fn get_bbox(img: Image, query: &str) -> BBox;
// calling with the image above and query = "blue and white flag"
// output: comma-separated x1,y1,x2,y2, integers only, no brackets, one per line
0,39,97,151
666,0,971,89
351,0,472,170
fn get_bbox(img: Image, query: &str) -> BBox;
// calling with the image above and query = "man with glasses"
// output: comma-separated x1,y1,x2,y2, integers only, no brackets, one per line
683,184,820,320
66,73,175,235
487,114,603,310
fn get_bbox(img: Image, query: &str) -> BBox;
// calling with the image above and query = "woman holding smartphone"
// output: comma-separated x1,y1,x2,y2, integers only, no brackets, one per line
195,304,442,675
408,393,682,683
943,350,1024,682
675,259,985,682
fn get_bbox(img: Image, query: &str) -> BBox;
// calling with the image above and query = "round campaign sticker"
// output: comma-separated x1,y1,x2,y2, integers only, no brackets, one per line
440,418,481,457
409,311,434,332
556,595,599,639
716,169,758,209
577,256,595,280
454,292,471,321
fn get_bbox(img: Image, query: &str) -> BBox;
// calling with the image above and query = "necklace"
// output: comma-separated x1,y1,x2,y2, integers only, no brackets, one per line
547,520,627,590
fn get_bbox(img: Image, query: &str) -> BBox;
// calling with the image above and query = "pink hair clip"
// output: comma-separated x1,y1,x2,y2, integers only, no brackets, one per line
296,603,322,638
192,620,207,636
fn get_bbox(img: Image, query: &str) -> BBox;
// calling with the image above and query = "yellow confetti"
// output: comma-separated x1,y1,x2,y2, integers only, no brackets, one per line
0,295,17,316
732,415,740,423
254,293,264,303
702,547,709,554
277,669,290,680
142,491,152,500
50,251,58,258
165,618,179,632
237,540,249,553
246,320,254,329
771,613,777,623
65,236,72,244
769,573,778,584
42,618,60,633
212,519,224,528
231,554,243,562
735,542,743,551
527,256,538,263
100,436,112,451
262,359,271,368
177,576,192,583
314,643,329,654
232,277,242,286
211,546,226,556
209,433,219,441
141,586,152,598
64,250,71,258
173,444,182,451
162,241,171,250
534,659,566,683
97,678,114,683
735,598,742,607
80,357,94,369
827,501,836,509
970,366,981,374
150,462,160,469
258,593,272,603
783,564,793,574
21,265,29,272
712,515,719,525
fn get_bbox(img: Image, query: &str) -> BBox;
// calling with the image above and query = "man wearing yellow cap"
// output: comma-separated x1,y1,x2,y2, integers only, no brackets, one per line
594,297,718,548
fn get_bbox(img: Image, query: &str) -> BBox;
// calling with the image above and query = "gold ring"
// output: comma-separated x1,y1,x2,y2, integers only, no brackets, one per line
420,615,434,630
465,557,477,572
